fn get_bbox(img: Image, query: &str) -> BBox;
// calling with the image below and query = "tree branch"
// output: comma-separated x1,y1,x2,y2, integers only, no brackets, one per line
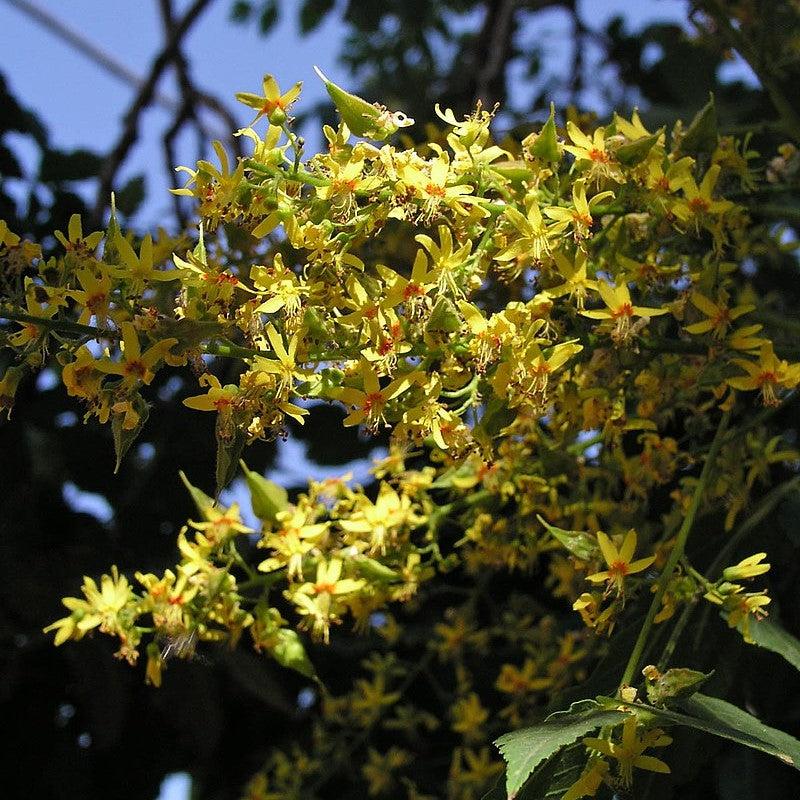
92,0,214,225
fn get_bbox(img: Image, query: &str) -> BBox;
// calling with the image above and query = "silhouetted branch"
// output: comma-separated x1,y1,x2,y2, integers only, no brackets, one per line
93,0,214,225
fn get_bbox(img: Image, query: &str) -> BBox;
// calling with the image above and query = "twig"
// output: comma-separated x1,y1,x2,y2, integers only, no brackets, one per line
0,309,120,340
93,0,214,223
619,409,731,689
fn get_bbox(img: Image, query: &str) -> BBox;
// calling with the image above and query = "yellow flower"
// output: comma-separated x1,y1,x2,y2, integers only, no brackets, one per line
339,482,418,555
95,322,177,388
7,279,61,348
728,342,800,406
235,74,302,126
723,552,770,582
415,224,473,298
613,108,661,142
583,716,671,787
562,758,609,800
398,147,486,221
68,267,114,326
726,323,767,353
173,142,246,223
111,399,141,430
495,201,553,266
544,180,613,241
188,501,253,546
258,505,329,579
183,373,239,413
45,566,134,643
352,676,402,727
546,248,598,310
0,365,24,418
670,164,734,227
361,747,411,797
496,659,553,696
255,323,306,398
289,558,364,642
587,529,655,594
451,692,489,742
54,213,104,255
684,291,753,339
724,591,771,643
336,360,418,431
581,281,669,342
491,339,582,410
563,122,623,182
316,154,380,219
115,232,180,294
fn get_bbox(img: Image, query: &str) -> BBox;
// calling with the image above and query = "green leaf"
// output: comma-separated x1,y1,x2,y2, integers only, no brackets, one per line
641,694,800,770
314,65,384,137
258,0,279,33
644,667,712,706
479,396,516,438
678,93,717,156
273,628,315,678
39,147,102,182
215,424,247,496
240,460,288,523
313,65,410,140
615,130,663,166
111,395,149,473
115,174,146,217
515,743,588,800
193,223,207,265
529,103,560,163
740,615,800,673
299,0,334,33
426,296,461,333
229,0,251,23
179,470,216,519
495,700,629,799
102,192,121,265
536,515,598,561
353,556,400,584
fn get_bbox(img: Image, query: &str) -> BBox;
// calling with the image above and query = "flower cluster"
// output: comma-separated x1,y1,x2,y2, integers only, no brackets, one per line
2,73,798,799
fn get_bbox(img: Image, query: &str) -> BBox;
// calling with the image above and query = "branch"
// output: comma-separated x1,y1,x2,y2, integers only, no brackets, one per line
93,0,214,224
0,309,120,340
619,409,731,688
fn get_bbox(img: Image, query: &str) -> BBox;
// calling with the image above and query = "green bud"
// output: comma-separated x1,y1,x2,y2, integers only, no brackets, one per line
240,460,288,523
528,103,561,163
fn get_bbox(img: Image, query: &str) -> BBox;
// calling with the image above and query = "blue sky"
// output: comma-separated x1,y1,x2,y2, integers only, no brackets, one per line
0,0,351,224
0,0,709,228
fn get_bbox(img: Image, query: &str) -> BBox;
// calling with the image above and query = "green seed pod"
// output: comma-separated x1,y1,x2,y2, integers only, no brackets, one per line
313,66,413,140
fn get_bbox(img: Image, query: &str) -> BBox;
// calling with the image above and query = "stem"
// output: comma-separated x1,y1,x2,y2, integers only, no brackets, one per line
245,159,330,188
619,409,731,689
200,339,262,360
0,309,120,340
706,473,800,580
656,600,697,671
690,474,800,651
